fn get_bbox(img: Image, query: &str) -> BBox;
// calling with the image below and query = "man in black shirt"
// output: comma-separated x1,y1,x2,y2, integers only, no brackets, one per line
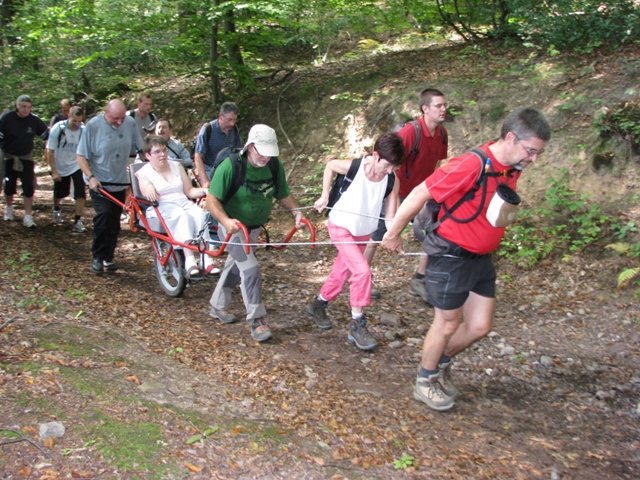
1,95,49,228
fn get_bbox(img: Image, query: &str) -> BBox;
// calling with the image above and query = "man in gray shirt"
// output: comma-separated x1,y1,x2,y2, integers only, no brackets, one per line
77,99,143,274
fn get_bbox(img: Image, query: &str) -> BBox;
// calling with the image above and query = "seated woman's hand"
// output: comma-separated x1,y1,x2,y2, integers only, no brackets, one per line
146,186,159,203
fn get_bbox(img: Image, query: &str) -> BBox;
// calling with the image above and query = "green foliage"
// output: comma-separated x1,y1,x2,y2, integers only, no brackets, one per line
393,454,415,470
508,0,640,53
593,99,640,153
498,170,620,267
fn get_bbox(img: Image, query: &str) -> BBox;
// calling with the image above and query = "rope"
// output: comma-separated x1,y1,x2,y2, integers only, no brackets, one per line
213,237,426,255
271,204,387,221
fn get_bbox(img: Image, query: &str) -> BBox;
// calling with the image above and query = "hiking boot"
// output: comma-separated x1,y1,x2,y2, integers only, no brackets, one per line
347,316,378,350
72,219,87,233
103,261,118,272
91,258,104,275
209,306,237,324
307,297,332,330
4,206,14,221
414,374,455,411
438,360,459,398
53,210,64,224
251,317,272,342
23,214,36,228
371,288,381,299
409,277,429,303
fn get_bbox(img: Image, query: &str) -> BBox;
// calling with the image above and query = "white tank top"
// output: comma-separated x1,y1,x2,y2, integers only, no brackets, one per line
329,158,389,236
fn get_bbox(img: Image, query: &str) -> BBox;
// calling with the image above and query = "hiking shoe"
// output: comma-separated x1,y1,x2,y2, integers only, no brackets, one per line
23,214,36,228
438,360,459,398
251,317,272,342
414,374,455,411
4,206,14,221
347,316,378,350
72,219,87,233
409,277,429,303
91,258,104,275
53,210,64,224
371,288,381,299
103,260,118,272
307,297,332,330
209,306,237,324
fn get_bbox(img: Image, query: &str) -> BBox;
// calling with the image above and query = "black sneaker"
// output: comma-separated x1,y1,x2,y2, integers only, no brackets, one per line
103,260,118,272
91,258,104,275
307,297,332,330
347,315,377,350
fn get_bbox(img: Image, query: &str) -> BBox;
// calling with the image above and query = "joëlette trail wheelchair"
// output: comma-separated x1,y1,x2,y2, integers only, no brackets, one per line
97,162,315,297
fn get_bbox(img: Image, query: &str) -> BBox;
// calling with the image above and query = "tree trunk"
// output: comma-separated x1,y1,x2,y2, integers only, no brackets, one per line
210,0,221,106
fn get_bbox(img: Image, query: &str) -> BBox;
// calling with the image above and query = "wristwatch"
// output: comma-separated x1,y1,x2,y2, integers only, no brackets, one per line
88,174,95,181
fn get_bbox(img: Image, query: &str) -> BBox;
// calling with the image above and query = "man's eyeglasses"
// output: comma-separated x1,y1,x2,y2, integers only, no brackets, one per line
515,135,544,157
149,148,168,157
221,115,237,123
430,103,448,110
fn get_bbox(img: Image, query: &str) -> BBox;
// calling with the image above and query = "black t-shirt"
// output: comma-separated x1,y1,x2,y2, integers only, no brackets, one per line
0,110,49,157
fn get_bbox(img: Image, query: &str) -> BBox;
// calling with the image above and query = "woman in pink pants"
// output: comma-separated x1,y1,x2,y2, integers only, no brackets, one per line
307,132,405,350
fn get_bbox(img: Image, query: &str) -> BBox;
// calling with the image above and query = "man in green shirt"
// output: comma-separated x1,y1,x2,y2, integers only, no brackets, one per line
206,124,306,342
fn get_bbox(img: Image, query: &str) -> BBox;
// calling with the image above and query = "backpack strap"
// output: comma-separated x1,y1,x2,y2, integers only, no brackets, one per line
384,172,395,198
57,121,67,149
404,120,421,179
128,110,136,119
221,152,244,205
266,157,280,199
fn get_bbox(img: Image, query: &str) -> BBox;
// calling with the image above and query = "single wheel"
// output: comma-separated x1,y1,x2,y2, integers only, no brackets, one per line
153,239,186,297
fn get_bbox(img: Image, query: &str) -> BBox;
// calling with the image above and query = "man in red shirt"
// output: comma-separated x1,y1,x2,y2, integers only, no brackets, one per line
365,88,448,301
383,107,551,411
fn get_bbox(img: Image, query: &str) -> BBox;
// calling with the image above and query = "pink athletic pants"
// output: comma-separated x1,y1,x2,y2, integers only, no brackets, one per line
320,220,372,307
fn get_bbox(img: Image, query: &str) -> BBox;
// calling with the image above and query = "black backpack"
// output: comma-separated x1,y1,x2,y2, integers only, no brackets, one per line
214,147,280,205
393,120,448,179
413,148,519,239
325,157,395,216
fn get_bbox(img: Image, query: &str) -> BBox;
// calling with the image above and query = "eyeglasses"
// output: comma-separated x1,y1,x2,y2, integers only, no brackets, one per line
430,103,448,110
515,135,545,157
221,115,237,123
149,148,168,157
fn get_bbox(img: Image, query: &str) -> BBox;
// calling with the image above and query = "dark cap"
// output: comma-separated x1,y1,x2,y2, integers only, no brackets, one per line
16,94,32,104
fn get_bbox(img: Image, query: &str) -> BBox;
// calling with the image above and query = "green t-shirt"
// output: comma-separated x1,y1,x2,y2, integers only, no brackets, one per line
209,154,291,227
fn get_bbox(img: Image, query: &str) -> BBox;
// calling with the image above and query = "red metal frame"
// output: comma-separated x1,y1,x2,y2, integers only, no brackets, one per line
98,188,315,265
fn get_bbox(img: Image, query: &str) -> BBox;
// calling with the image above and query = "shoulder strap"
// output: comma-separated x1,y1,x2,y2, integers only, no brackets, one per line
149,112,156,122
266,158,280,198
204,122,213,146
222,152,245,205
404,120,421,179
128,110,136,119
57,121,67,148
384,172,395,198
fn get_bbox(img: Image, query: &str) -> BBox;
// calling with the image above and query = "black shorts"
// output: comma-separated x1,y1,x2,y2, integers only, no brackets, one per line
4,158,35,197
53,169,86,200
426,254,496,310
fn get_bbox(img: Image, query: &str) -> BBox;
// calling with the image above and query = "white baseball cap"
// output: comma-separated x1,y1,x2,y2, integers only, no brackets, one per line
244,124,279,157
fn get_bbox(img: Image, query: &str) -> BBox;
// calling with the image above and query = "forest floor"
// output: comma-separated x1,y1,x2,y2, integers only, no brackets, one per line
0,176,638,479
2,41,640,479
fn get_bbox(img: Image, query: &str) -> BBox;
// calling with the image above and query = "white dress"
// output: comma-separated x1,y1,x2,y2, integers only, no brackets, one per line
135,160,210,244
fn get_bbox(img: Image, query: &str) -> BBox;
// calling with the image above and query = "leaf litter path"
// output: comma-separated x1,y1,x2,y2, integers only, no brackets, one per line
1,188,639,478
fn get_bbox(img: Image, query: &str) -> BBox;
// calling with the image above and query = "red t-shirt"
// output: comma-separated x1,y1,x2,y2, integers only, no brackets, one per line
425,142,519,255
396,116,448,198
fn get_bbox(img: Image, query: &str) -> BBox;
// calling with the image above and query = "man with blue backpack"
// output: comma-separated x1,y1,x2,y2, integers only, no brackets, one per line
193,101,242,189
46,106,87,232
383,107,551,412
